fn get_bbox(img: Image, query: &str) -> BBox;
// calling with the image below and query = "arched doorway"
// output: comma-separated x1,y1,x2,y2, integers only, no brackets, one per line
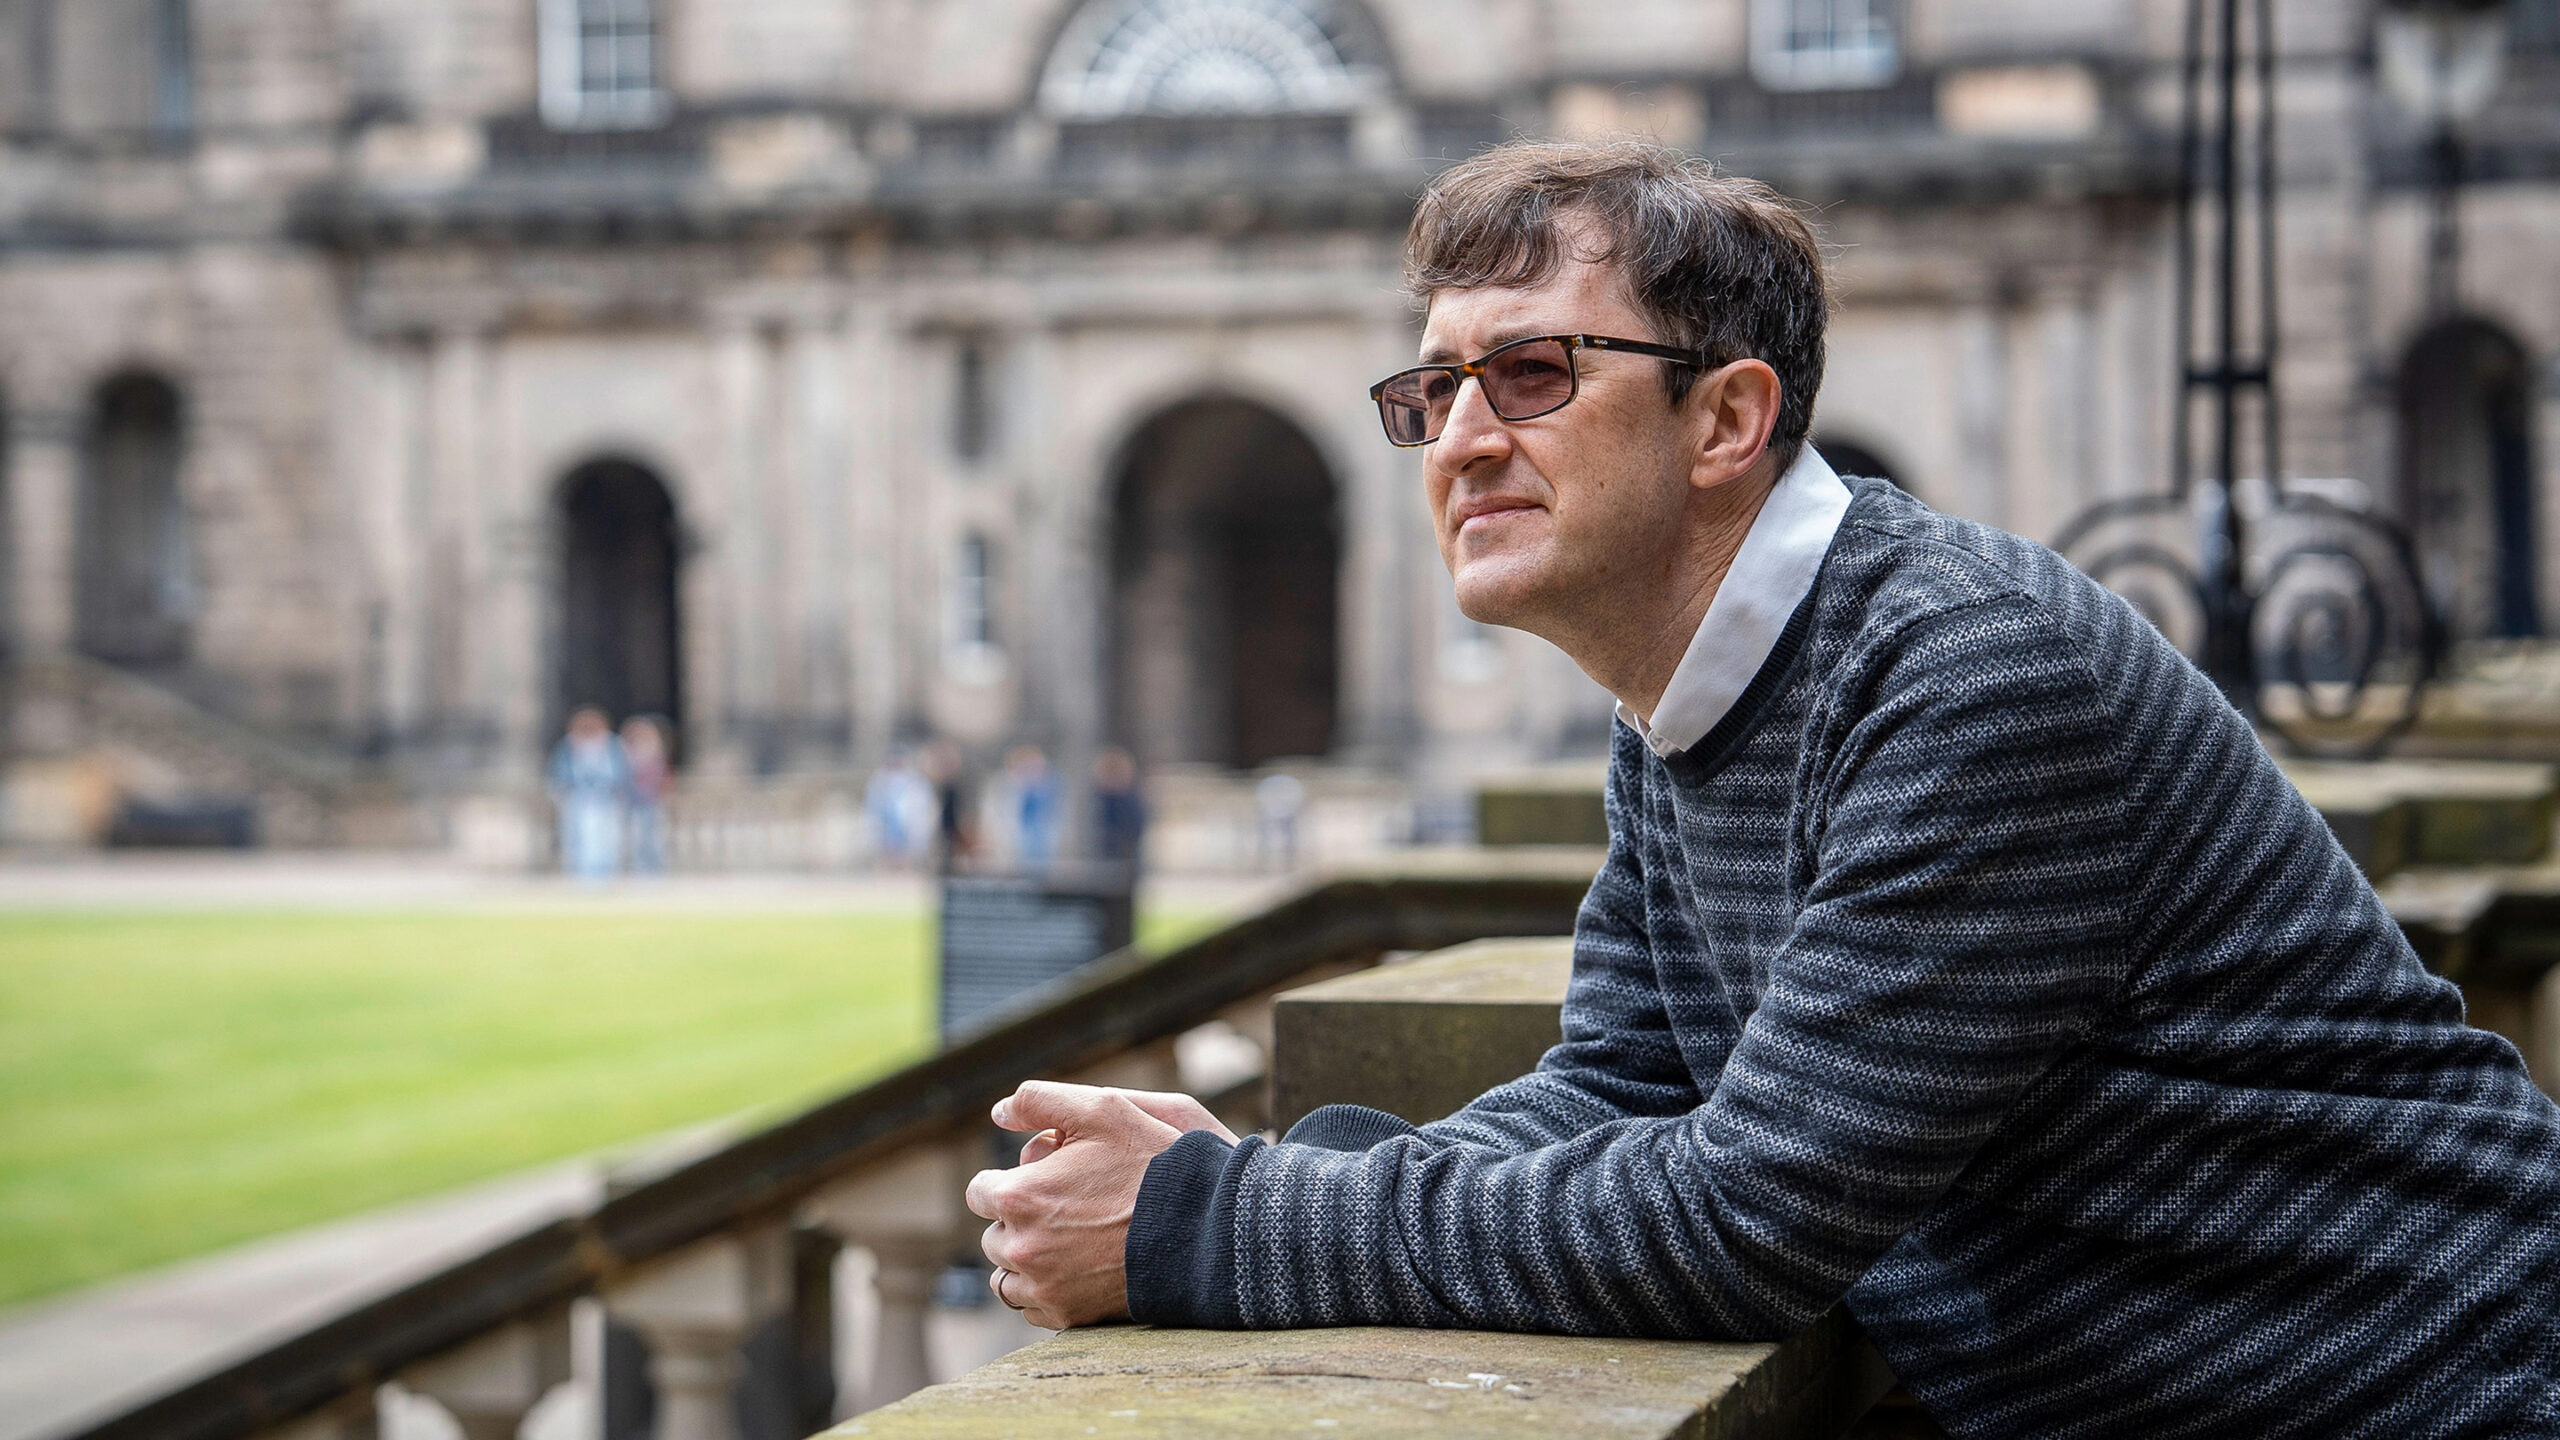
75,372,188,666
1109,397,1339,768
555,458,682,752
2398,320,2539,638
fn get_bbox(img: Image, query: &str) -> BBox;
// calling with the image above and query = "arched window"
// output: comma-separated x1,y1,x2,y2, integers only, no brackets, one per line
75,373,189,666
1040,0,1379,118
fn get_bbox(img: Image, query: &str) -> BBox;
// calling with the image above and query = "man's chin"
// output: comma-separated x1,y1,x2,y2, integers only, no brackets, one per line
1451,567,1551,632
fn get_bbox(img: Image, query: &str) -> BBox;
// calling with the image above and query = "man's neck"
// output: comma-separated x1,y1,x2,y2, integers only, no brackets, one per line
1585,462,1782,721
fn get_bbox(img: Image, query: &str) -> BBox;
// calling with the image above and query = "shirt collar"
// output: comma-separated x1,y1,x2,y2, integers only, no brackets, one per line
1615,445,1852,757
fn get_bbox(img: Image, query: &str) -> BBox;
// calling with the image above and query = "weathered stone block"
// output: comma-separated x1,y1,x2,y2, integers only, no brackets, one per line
1476,764,1610,847
825,1309,1893,1440
2284,759,2560,877
1270,936,1572,1133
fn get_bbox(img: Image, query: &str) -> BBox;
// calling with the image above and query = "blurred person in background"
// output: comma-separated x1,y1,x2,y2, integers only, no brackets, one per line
923,739,971,874
1092,747,1146,871
1254,772,1305,872
547,707,629,881
620,715,672,875
866,747,939,870
1006,745,1061,872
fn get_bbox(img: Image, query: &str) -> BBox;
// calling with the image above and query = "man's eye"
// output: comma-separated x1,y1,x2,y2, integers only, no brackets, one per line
1421,373,1457,401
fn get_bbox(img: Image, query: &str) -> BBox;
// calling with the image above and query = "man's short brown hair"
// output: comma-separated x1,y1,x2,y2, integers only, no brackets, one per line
1405,139,1832,474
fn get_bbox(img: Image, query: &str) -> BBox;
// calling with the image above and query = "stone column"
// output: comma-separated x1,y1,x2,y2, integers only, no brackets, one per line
6,397,79,658
604,1227,793,1440
425,327,487,758
799,1138,975,1413
1337,310,1425,767
841,301,903,762
1955,293,2015,528
703,318,772,773
781,316,853,764
397,1314,571,1440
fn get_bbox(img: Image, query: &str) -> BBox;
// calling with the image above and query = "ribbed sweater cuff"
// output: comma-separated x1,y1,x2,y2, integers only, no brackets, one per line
1282,1103,1420,1151
1125,1129,1257,1327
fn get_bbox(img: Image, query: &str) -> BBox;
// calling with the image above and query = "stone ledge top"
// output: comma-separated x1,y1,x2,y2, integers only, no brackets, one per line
1283,936,1574,1006
825,1310,1885,1440
2281,758,2560,810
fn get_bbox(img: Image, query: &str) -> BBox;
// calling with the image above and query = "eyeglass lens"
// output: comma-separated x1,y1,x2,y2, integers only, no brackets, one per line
1376,337,1578,445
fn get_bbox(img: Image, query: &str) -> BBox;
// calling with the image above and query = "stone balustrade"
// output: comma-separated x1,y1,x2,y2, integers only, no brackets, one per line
64,862,1597,1440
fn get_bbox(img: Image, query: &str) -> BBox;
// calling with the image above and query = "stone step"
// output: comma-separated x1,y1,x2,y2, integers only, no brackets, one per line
2278,759,2559,880
1475,755,2560,881
1475,762,1610,847
1270,936,1573,1132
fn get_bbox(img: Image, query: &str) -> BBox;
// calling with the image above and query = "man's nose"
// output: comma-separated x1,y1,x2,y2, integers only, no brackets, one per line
1437,373,1510,467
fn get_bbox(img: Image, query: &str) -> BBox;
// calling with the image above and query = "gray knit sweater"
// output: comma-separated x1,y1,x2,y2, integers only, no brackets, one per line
1126,479,2560,1438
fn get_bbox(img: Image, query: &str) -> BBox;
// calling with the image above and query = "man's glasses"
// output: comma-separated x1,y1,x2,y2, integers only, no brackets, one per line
1368,334,1711,448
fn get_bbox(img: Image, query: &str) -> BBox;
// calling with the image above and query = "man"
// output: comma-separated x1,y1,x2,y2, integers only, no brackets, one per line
966,141,2560,1437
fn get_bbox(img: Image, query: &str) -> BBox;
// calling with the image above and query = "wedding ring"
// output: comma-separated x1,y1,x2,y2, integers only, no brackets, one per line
993,1266,1026,1311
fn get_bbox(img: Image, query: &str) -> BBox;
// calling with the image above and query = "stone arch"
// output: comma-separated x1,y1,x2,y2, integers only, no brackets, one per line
553,456,683,755
1107,395,1340,768
2396,318,2539,638
75,370,189,666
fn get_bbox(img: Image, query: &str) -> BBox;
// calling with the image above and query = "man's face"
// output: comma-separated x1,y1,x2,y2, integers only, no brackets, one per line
1418,241,1703,634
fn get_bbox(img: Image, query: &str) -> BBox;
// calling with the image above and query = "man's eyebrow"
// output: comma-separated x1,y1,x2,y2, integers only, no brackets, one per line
1417,327,1562,365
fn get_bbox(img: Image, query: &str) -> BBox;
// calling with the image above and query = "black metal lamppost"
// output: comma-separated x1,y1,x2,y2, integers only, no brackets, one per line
2377,0,2512,317
2056,0,2446,757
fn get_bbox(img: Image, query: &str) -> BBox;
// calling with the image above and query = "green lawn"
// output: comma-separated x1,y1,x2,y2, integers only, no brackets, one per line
0,905,1213,1308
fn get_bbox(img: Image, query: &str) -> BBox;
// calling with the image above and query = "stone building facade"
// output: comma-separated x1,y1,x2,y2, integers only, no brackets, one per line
1,0,2556,849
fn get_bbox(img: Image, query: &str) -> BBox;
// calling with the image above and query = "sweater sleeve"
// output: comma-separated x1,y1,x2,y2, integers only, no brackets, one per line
1168,594,2137,1337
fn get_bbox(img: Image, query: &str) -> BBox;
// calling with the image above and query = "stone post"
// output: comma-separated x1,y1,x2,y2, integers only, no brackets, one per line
604,1227,792,1440
799,1138,975,1412
397,1314,571,1440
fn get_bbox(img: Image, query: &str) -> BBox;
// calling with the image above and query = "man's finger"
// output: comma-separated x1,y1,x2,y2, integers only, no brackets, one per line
991,1080,1112,1134
1018,1128,1062,1164
1114,1088,1241,1144
994,1080,1174,1144
979,1220,1011,1271
963,1166,1013,1221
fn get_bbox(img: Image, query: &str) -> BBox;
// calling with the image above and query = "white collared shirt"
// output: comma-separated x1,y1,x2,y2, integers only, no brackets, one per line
1616,446,1853,757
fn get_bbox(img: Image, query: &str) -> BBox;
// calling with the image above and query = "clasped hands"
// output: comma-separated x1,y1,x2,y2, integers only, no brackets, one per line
964,1080,1237,1331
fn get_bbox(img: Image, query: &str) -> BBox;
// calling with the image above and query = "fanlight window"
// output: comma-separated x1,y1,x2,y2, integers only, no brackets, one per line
1041,0,1377,118
1750,0,1899,92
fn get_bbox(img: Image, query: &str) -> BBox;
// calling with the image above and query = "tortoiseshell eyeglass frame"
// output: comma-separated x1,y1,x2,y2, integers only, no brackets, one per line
1368,333,1713,447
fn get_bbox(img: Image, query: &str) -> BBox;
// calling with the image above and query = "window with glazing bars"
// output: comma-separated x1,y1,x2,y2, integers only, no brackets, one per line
1750,0,1898,92
539,0,666,129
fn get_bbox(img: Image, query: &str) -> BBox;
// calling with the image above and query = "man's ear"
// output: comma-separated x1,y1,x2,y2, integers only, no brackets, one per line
1688,359,1783,491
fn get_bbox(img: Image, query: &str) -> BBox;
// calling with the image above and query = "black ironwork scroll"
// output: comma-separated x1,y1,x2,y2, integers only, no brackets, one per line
2054,0,2442,758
